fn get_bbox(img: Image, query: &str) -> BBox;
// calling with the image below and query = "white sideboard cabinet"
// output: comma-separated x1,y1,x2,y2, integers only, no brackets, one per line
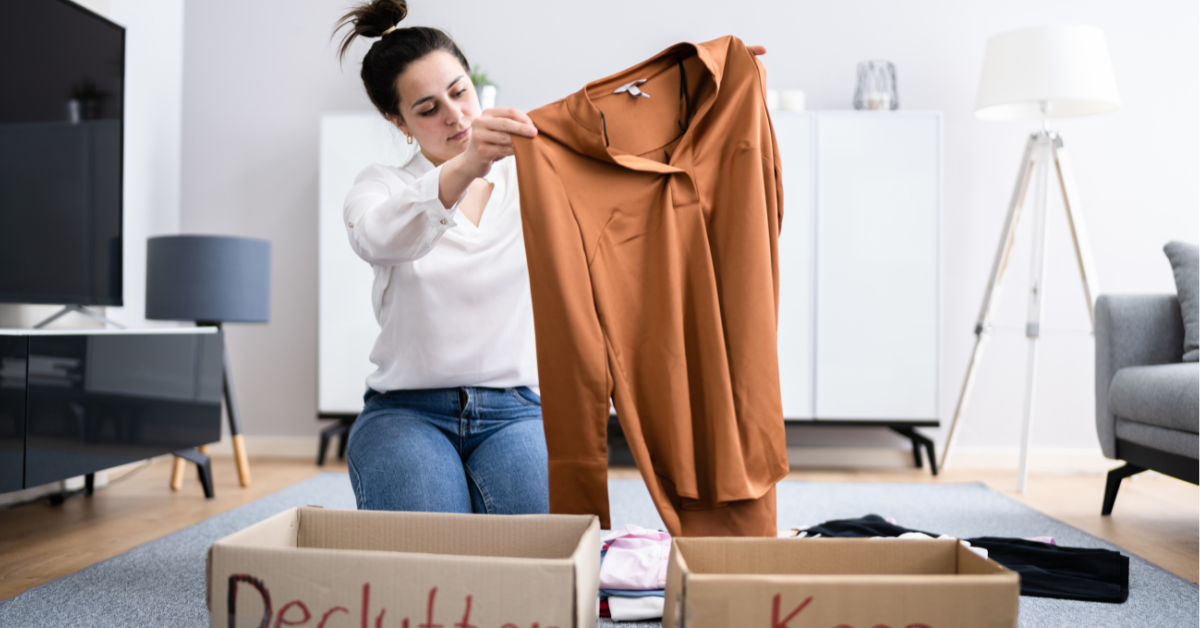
316,111,943,470
773,111,941,445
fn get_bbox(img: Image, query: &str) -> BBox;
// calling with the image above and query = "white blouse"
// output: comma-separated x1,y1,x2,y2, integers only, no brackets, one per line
343,151,538,393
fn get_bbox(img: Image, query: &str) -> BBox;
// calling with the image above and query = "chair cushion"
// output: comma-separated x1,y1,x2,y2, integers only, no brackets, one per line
1109,362,1199,433
1115,418,1199,459
1164,241,1199,361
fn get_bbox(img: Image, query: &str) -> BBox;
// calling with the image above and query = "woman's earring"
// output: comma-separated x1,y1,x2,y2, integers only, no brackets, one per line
405,134,414,145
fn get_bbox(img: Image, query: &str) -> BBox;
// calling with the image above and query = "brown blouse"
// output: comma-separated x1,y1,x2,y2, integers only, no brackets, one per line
511,35,788,536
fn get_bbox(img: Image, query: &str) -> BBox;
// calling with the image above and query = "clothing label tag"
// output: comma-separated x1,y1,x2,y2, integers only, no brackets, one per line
614,79,650,99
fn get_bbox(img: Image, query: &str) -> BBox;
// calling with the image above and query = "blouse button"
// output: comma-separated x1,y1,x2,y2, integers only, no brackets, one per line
439,217,448,225
347,221,354,228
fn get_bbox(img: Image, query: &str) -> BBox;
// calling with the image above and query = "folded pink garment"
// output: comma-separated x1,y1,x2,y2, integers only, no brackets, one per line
599,524,672,590
1024,536,1057,546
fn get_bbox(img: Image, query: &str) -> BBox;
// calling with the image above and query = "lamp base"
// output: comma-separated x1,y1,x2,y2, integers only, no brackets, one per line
192,321,252,487
940,130,1100,492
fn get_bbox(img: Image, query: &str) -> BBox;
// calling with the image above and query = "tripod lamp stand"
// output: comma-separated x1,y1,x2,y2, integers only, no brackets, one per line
147,235,272,491
940,25,1121,491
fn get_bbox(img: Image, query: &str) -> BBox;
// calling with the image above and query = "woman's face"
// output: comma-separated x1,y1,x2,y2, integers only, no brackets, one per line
390,50,480,166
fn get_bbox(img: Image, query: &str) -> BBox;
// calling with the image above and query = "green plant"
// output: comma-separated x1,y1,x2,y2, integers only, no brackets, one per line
470,65,494,88
70,78,107,101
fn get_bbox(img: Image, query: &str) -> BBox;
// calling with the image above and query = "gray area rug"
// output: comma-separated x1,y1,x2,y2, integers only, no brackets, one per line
0,473,1195,628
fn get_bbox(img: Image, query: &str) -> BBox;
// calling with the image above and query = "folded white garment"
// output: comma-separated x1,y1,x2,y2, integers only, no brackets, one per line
608,595,664,621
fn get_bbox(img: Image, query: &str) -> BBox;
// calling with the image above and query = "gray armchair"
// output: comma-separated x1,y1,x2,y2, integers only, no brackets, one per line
1095,294,1199,515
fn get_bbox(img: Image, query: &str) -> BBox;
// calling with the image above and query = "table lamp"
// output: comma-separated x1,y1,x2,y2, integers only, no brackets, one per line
940,25,1120,491
146,235,271,490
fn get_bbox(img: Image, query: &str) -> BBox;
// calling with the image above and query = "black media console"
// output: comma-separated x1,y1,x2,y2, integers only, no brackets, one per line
0,328,224,498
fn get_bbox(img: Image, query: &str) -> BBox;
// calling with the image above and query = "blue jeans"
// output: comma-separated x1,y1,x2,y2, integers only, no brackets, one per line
347,386,549,515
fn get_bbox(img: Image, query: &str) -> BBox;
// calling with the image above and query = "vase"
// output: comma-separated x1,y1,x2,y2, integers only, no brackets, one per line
478,85,497,110
853,61,899,110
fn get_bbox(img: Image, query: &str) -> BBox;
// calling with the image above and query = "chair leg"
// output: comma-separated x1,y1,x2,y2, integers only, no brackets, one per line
1102,463,1145,516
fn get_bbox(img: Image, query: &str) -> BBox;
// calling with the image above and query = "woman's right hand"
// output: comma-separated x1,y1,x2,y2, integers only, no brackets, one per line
438,108,537,209
461,108,538,179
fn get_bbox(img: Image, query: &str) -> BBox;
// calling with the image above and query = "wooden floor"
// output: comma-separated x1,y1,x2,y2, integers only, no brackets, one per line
0,456,1195,600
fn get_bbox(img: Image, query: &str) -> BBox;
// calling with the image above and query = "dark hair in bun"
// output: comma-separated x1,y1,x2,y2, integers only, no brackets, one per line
334,0,471,120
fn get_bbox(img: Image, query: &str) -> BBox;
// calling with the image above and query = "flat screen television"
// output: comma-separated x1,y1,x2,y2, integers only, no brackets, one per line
0,0,125,306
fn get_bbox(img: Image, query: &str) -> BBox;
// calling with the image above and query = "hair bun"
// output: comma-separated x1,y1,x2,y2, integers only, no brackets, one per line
334,0,409,61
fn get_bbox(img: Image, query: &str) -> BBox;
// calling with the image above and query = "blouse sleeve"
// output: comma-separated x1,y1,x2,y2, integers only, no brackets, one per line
343,163,462,265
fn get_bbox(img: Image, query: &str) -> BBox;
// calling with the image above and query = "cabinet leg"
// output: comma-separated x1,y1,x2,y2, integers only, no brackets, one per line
337,428,349,460
924,438,939,477
174,449,215,499
891,426,938,476
318,430,332,466
85,473,95,496
317,419,353,466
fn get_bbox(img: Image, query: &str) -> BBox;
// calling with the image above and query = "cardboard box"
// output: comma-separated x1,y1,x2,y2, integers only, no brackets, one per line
207,507,600,628
662,537,1019,628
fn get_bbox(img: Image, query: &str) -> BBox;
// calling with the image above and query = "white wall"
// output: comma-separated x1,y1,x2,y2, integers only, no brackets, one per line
180,1,370,441
181,0,1198,459
105,0,186,329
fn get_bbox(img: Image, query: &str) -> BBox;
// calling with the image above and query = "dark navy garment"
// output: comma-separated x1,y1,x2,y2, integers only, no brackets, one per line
800,514,1130,603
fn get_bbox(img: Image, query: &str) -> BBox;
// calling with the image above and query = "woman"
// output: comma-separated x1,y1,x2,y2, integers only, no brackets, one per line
334,0,765,516
336,0,545,515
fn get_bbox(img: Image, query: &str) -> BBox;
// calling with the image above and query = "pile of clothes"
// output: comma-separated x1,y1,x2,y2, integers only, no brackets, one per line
782,515,1130,604
594,515,1131,622
598,525,669,621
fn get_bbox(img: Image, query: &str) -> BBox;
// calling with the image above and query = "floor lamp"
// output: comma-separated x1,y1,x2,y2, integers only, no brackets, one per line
147,235,272,490
940,26,1121,491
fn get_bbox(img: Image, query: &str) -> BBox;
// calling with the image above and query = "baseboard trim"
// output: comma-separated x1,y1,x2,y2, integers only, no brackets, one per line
943,448,1121,472
786,447,915,468
787,446,1120,472
0,469,116,508
203,435,1120,473
789,446,1120,471
206,436,322,459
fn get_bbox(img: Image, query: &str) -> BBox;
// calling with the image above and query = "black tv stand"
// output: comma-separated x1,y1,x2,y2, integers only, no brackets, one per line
0,328,224,498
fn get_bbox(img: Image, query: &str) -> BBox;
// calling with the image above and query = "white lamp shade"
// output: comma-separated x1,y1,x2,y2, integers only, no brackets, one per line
975,25,1120,121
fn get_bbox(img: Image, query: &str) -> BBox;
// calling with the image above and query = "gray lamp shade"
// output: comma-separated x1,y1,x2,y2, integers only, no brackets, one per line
145,235,271,323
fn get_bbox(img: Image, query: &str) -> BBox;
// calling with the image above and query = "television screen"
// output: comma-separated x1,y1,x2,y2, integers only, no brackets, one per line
0,0,124,306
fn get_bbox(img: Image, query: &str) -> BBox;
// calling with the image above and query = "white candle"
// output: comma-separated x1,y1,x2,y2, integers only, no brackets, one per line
781,90,806,112
865,91,893,110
